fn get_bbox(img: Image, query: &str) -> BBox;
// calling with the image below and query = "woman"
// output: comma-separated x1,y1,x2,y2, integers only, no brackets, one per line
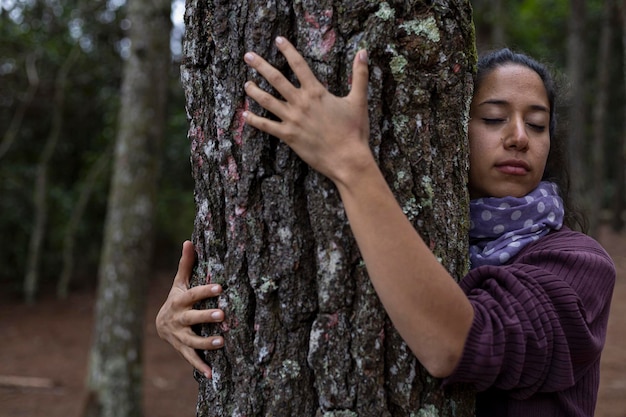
156,39,615,416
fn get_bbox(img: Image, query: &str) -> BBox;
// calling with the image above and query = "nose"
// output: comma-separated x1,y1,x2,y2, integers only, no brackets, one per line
502,117,529,151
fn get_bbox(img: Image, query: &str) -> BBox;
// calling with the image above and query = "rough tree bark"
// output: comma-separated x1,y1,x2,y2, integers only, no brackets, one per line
82,0,171,415
183,1,475,416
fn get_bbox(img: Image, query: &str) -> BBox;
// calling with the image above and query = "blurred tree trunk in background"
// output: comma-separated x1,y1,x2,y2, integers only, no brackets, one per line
489,0,505,48
82,0,171,415
0,53,39,161
183,1,475,416
615,0,626,231
472,0,506,51
57,148,112,299
589,0,614,237
567,0,588,218
23,45,79,303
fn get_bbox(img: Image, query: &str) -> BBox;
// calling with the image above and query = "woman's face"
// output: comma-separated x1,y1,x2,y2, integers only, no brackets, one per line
468,64,551,199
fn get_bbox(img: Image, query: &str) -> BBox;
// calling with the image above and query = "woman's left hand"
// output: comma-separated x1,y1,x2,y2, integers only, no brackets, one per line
243,37,373,188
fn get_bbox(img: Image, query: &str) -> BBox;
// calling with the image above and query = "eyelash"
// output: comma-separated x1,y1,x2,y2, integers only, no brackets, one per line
481,118,546,132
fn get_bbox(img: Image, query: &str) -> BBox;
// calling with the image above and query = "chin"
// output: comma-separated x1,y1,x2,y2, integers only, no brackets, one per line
469,184,535,199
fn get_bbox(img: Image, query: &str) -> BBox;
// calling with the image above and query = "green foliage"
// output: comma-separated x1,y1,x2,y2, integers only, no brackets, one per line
509,0,570,65
2,0,622,298
0,0,125,294
473,0,604,66
0,0,193,298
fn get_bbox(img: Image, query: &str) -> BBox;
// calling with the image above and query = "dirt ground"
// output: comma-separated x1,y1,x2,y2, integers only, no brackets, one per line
0,225,625,417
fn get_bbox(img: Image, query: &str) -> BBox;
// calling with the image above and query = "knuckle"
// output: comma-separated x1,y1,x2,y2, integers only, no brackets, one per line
258,93,275,108
282,126,297,143
309,84,325,99
266,70,283,86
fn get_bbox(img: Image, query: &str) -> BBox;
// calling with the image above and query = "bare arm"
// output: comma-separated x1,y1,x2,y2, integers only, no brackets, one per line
243,37,474,378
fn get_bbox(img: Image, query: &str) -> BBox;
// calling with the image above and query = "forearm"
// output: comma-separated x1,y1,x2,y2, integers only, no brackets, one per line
240,39,472,377
335,160,474,378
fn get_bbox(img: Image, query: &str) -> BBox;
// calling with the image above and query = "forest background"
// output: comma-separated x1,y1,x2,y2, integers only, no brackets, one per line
2,0,625,301
1,0,625,416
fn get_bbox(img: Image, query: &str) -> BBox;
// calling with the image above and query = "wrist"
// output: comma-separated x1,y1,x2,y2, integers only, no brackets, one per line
331,146,380,192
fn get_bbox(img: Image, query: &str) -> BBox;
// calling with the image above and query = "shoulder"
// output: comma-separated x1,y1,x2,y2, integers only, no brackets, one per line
522,226,612,260
513,226,615,283
464,226,615,286
462,226,615,324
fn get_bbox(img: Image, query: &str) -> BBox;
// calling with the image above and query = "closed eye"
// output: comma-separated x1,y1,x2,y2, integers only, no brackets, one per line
526,123,546,132
482,118,505,125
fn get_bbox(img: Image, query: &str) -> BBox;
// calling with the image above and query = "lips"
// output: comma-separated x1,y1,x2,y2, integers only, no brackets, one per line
495,159,530,175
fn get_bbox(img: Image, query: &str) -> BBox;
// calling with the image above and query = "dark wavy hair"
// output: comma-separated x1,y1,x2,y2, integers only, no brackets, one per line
475,48,587,232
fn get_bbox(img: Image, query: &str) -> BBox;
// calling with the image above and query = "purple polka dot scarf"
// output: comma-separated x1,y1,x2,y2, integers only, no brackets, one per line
469,181,564,268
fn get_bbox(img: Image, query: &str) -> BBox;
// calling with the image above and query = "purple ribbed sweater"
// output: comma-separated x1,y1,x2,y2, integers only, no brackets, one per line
444,227,616,417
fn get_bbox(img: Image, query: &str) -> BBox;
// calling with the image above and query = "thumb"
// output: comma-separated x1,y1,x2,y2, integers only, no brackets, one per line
349,49,369,106
174,240,196,287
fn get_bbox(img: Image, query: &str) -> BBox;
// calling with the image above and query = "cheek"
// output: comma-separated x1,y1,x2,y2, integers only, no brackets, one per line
537,140,551,171
467,128,488,169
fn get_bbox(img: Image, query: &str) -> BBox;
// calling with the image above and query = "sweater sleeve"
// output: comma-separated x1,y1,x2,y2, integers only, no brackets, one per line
444,230,615,399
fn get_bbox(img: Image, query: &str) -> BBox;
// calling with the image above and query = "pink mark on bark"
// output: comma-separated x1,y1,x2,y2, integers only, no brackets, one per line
304,11,320,29
326,312,339,328
235,205,247,216
302,9,336,60
191,125,205,147
228,214,236,235
227,155,239,182
320,29,336,57
233,101,249,146
192,153,204,168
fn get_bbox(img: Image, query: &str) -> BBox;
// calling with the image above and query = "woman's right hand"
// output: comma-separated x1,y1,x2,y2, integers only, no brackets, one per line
155,240,224,378
243,37,373,188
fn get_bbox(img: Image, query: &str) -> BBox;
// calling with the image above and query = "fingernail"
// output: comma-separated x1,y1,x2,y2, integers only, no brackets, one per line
359,50,368,64
210,284,221,293
211,311,222,320
212,338,223,347
275,36,284,45
242,111,249,120
244,52,255,63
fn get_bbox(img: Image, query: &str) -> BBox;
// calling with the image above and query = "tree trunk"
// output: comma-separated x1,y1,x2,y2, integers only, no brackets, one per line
57,148,111,299
0,52,39,161
471,0,505,51
615,0,626,231
567,0,588,214
184,1,475,416
589,0,614,237
83,0,171,415
488,0,506,48
23,45,79,304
